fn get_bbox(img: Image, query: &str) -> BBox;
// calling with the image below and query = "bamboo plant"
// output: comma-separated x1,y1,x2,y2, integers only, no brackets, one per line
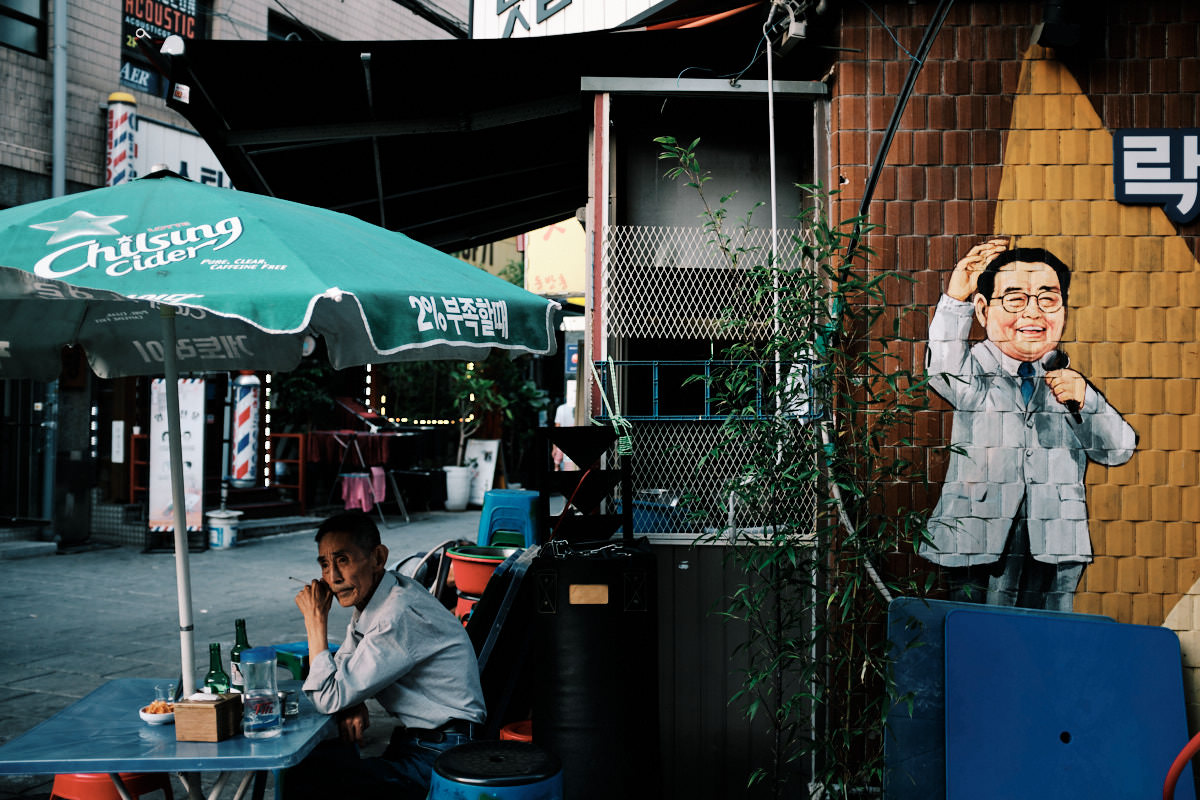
657,135,932,799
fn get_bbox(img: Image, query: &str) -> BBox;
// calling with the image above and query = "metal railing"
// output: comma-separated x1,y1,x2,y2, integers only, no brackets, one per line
591,359,821,422
266,432,307,513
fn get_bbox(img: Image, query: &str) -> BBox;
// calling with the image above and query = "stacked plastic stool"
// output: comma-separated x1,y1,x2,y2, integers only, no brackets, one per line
477,489,538,548
272,640,339,680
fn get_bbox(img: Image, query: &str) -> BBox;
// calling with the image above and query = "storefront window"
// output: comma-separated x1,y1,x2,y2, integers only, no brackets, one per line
0,0,46,57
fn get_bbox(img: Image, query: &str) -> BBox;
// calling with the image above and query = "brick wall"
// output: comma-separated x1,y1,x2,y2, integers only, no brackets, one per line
829,0,1200,720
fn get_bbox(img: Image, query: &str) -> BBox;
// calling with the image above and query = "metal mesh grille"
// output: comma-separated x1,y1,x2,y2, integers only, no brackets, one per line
618,420,819,536
603,225,806,339
593,225,820,537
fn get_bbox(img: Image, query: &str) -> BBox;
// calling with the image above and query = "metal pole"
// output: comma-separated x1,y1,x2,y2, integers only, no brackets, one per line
160,306,197,696
51,0,66,197
42,0,68,529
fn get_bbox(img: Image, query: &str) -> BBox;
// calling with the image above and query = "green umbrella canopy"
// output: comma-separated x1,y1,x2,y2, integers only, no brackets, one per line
0,171,559,381
0,171,559,695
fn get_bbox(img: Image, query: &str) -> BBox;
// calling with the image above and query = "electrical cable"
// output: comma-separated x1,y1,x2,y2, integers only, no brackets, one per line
847,0,956,263
272,0,328,40
856,0,919,62
670,5,792,90
819,421,893,602
819,0,956,604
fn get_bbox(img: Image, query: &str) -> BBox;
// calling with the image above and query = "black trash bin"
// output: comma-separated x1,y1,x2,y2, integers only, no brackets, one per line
531,539,659,800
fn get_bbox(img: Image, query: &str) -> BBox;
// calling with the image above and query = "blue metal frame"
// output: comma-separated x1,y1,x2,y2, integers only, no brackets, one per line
593,359,819,422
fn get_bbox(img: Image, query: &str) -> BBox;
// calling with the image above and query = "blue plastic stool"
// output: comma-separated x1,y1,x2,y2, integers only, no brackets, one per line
428,741,562,800
477,489,538,548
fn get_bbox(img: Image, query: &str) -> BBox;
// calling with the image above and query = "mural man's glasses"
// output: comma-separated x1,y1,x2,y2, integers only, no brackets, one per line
991,291,1063,314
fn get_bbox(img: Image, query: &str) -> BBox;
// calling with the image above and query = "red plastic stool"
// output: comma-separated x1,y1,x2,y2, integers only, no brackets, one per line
499,720,533,742
50,772,172,800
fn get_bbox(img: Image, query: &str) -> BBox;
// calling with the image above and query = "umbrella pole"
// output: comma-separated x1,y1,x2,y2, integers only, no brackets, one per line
161,305,197,696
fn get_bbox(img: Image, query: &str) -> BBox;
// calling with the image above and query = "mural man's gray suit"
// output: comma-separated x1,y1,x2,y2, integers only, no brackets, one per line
922,295,1138,568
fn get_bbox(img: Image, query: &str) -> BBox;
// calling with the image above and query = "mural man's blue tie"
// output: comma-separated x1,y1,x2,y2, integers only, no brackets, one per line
1018,361,1035,405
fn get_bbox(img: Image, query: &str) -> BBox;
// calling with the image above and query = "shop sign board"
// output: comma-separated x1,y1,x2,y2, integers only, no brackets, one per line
1113,128,1200,224
473,0,658,39
525,218,586,297
465,439,502,506
149,378,205,532
133,117,232,189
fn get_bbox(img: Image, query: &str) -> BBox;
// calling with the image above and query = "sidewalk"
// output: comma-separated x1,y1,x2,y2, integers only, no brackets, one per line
0,509,481,799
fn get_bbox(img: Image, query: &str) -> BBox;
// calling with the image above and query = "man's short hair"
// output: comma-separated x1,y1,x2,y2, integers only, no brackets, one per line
315,511,381,554
976,247,1071,304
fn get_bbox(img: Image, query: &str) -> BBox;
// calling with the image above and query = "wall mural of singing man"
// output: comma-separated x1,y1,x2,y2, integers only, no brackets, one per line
921,238,1139,611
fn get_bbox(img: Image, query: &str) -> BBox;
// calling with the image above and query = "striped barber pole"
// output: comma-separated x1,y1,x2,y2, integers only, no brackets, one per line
230,372,260,488
105,92,137,187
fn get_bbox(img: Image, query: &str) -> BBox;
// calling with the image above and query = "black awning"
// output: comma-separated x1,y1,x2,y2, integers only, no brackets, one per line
166,17,828,252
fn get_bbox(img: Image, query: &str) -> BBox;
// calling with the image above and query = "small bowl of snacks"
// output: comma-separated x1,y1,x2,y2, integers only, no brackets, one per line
140,699,175,725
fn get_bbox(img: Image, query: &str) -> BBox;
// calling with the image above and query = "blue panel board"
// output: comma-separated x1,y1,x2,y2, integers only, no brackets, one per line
884,598,1114,800
945,610,1194,800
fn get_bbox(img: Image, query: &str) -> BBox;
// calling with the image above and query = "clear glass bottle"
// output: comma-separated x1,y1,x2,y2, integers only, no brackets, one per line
203,642,231,694
240,646,282,739
230,618,251,692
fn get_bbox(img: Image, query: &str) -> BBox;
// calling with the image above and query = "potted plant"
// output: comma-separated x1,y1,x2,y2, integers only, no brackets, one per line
443,362,510,510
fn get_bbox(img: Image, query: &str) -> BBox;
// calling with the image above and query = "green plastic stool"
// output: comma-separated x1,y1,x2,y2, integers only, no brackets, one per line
272,641,339,680
489,530,527,548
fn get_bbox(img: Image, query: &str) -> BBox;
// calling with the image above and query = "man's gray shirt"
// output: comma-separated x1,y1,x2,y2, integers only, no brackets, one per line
304,571,486,729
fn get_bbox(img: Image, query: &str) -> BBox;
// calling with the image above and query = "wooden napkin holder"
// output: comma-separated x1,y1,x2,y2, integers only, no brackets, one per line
175,693,242,742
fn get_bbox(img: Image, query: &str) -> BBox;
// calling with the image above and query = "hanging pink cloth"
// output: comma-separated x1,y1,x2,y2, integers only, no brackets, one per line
341,468,387,512
370,467,387,506
341,473,372,512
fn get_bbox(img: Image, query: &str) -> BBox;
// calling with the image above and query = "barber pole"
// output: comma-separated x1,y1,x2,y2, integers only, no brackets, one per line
105,92,137,186
230,371,261,488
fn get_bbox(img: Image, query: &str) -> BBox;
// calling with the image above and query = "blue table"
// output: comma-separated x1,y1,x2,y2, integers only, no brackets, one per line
0,678,334,800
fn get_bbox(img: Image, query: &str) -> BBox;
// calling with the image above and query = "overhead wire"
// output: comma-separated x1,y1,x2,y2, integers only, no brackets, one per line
272,0,328,40
821,0,956,604
847,0,956,262
856,0,919,62
668,4,792,89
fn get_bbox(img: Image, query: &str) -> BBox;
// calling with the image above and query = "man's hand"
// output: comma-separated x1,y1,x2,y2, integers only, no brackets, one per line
336,702,370,745
295,579,333,661
294,579,333,622
946,237,1010,301
1046,368,1086,410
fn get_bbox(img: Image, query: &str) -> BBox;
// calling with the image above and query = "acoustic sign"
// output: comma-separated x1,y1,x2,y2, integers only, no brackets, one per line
1113,129,1200,224
121,0,209,97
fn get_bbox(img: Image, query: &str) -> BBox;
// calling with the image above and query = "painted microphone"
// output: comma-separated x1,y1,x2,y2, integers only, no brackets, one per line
1041,349,1083,424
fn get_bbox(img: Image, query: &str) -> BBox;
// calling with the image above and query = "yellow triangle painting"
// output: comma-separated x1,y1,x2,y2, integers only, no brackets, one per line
997,47,1200,639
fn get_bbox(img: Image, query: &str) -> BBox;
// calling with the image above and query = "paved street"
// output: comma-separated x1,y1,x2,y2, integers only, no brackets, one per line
0,509,482,799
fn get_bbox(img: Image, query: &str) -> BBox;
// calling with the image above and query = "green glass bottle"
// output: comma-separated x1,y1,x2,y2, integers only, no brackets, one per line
203,642,231,694
230,619,251,693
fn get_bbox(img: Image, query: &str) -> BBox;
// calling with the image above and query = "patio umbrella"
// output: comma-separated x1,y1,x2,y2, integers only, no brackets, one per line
0,170,559,694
